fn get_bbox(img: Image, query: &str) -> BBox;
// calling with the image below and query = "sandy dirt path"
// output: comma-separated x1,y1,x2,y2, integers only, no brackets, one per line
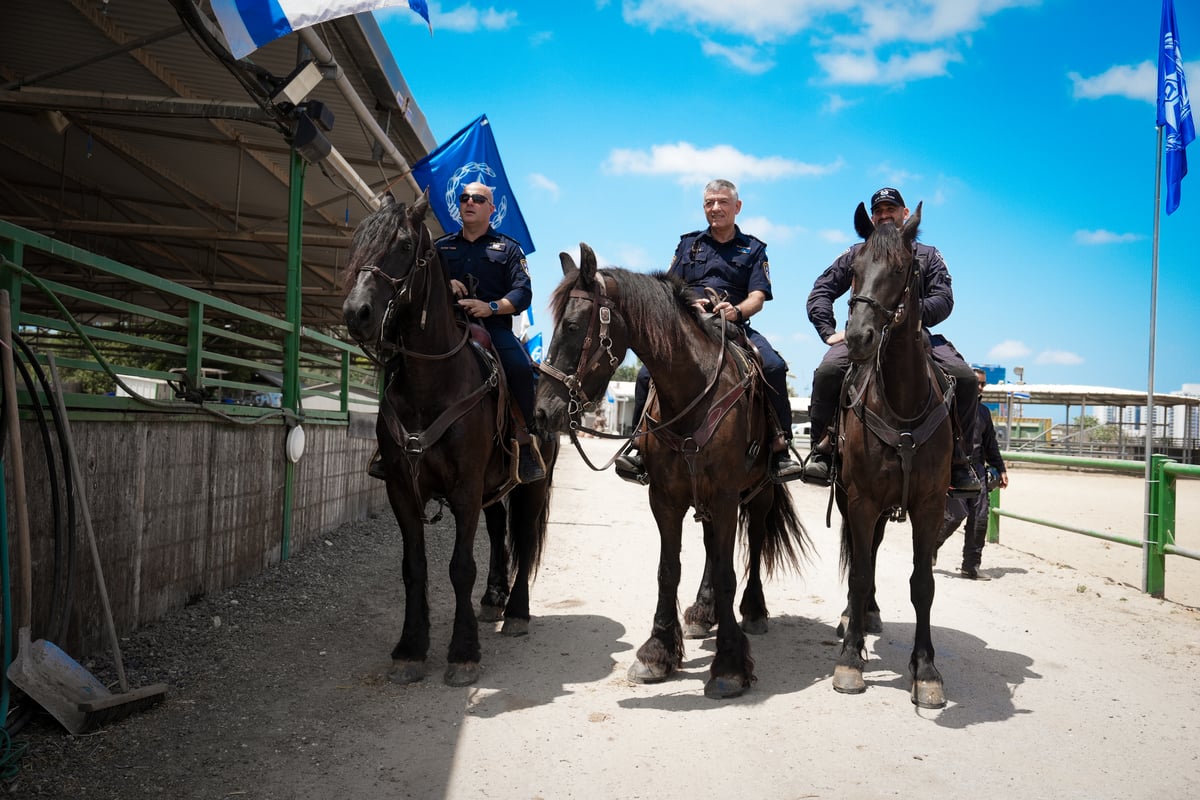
11,437,1200,799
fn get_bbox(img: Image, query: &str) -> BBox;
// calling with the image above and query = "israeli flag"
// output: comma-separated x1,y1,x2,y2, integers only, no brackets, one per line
211,1,431,59
411,115,535,255
524,333,544,364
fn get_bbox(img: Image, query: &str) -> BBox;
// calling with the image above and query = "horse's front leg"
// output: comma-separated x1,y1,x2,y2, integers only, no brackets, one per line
706,498,753,699
444,496,483,687
478,503,509,623
628,492,686,685
837,526,884,637
834,510,885,695
387,483,432,685
908,499,946,708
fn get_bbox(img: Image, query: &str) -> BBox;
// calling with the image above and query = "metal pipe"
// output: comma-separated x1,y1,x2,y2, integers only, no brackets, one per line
299,28,421,206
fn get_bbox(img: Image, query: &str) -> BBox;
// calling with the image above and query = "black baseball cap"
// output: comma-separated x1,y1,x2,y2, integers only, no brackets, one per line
870,187,905,210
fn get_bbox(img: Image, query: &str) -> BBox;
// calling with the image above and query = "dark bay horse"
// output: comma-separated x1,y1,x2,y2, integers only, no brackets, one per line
535,244,808,699
341,193,557,686
833,202,952,708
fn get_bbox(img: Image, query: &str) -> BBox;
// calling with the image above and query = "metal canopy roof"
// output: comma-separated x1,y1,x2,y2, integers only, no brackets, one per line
981,383,1200,410
0,0,440,329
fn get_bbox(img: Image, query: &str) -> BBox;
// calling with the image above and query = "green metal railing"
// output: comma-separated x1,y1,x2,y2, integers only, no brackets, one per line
987,451,1198,598
0,218,376,423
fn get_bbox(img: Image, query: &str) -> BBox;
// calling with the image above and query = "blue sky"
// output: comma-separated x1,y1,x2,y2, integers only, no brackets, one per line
374,0,1197,401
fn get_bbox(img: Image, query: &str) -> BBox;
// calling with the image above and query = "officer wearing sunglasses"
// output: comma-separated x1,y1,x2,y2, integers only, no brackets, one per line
435,181,545,483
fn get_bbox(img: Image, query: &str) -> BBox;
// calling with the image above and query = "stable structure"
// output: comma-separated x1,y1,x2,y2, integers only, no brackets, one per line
1,1,440,654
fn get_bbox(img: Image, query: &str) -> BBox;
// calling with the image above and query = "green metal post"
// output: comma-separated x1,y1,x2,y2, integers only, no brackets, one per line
340,350,350,414
0,238,22,308
187,301,204,392
1145,454,1172,598
281,149,306,561
986,488,1001,544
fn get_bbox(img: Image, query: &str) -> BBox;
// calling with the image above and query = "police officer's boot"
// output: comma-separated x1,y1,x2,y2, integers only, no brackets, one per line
801,430,833,486
948,454,982,498
367,448,387,480
518,437,546,484
769,433,804,484
614,447,648,485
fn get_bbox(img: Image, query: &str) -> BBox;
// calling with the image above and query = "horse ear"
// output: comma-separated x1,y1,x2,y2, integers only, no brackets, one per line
380,192,397,208
853,202,873,240
578,242,598,286
559,250,578,276
408,188,431,225
903,201,922,243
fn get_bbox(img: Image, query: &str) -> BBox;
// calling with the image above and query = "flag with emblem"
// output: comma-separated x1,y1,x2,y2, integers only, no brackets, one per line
211,1,432,60
1159,0,1195,215
524,333,544,364
410,114,535,255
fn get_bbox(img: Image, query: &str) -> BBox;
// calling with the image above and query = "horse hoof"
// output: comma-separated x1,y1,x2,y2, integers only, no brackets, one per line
444,662,480,687
911,679,946,709
683,622,712,639
388,660,427,685
704,675,748,699
500,617,529,637
740,616,768,636
832,665,866,694
478,603,504,623
627,659,672,684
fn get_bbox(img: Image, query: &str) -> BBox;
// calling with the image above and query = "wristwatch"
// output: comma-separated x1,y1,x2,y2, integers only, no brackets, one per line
488,301,500,314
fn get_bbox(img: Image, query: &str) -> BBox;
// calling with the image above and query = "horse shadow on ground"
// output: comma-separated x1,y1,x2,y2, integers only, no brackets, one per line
613,613,1040,725
448,610,631,719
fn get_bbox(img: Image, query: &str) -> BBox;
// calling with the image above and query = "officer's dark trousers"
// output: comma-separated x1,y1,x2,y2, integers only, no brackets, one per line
809,339,978,462
489,327,537,428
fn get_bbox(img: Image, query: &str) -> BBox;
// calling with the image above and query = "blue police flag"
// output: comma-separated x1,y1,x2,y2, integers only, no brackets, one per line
212,1,431,59
410,115,535,255
524,333,544,364
1159,0,1195,215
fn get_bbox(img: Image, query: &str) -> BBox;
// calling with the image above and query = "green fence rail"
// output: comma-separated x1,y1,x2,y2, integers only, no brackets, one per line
988,451,1199,598
0,218,376,423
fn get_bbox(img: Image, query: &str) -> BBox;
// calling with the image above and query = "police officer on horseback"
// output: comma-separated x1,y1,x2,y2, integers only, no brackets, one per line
801,187,981,495
616,178,804,484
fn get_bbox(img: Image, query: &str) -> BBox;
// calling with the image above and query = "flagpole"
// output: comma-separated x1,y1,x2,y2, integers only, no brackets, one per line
1144,125,1163,594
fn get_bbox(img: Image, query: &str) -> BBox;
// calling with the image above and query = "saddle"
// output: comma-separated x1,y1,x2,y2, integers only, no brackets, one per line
465,321,543,480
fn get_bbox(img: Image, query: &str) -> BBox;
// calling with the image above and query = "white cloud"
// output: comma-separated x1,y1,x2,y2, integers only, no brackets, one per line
989,339,1031,361
529,173,560,200
700,40,774,74
819,228,853,244
1036,350,1084,366
1070,60,1200,103
739,216,803,242
1074,229,1143,245
816,48,961,85
382,3,517,32
823,93,860,114
604,142,843,185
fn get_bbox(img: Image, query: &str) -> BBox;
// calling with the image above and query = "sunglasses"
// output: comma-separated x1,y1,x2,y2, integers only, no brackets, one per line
459,193,490,205
978,383,987,389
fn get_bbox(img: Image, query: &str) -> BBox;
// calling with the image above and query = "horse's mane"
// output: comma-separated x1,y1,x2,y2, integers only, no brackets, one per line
341,200,411,284
861,220,909,266
550,267,718,363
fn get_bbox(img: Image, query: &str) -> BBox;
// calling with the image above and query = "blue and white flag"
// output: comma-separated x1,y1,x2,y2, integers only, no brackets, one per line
212,1,432,60
411,114,535,255
524,333,544,364
1159,0,1195,215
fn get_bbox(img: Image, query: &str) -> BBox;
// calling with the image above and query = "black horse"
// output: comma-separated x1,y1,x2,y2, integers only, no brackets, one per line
536,244,808,699
341,192,557,686
832,202,952,708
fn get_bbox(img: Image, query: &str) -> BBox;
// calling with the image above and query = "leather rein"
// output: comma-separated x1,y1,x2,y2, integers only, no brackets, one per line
839,255,952,524
350,224,506,520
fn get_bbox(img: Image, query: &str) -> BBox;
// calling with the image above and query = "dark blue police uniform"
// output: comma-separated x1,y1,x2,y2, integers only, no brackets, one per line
435,227,537,427
631,226,793,438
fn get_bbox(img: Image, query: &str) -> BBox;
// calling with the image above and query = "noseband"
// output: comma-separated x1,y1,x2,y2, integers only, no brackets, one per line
538,272,620,426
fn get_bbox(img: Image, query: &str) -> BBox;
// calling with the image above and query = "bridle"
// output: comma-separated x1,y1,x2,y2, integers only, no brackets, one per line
537,271,621,423
351,222,469,365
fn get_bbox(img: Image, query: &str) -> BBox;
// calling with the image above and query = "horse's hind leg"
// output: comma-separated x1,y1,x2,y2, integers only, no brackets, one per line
738,495,770,636
478,503,509,623
683,549,717,639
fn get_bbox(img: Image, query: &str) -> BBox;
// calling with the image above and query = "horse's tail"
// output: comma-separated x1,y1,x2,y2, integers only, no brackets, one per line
839,518,852,580
742,483,811,577
506,433,559,580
